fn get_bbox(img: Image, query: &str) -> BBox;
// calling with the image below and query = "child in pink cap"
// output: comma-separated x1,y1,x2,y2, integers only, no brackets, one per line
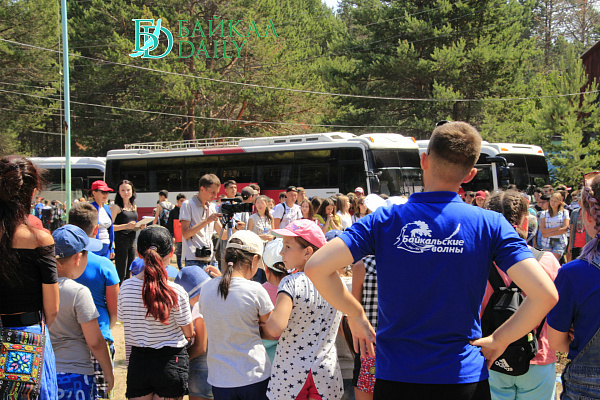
263,219,343,400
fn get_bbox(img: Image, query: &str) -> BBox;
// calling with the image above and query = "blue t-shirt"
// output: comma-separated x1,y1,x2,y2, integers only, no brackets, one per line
130,257,180,279
547,258,600,360
340,191,533,384
74,251,120,342
34,203,44,219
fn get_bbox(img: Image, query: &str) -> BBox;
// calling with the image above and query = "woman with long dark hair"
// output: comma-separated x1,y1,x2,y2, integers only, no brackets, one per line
110,179,139,282
315,197,342,233
0,155,59,399
548,172,600,399
118,225,193,400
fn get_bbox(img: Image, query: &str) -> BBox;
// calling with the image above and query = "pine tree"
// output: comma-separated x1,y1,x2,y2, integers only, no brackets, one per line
534,49,600,187
326,0,538,137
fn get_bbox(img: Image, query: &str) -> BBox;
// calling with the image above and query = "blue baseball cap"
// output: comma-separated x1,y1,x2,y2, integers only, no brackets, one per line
53,224,103,258
174,266,211,299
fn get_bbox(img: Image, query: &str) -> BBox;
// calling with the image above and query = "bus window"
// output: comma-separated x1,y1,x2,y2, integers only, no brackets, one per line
503,154,550,189
337,148,366,194
219,153,256,183
294,150,336,189
462,165,492,192
185,156,218,190
369,149,422,196
256,152,294,189
116,159,147,191
147,157,184,192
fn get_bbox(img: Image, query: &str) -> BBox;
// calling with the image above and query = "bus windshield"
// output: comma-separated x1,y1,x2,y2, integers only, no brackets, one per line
369,149,423,196
503,154,550,189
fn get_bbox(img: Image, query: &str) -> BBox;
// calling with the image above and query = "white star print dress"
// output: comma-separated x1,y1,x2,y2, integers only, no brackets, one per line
267,272,343,400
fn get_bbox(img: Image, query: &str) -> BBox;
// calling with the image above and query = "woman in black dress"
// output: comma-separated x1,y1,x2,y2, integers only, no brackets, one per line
110,179,139,282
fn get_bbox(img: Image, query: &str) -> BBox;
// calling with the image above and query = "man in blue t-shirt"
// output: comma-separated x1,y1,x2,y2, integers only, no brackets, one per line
305,121,558,400
69,203,120,399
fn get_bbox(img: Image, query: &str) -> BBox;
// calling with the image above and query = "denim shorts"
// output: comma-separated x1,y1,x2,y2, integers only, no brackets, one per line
544,237,566,256
189,352,213,399
126,346,189,398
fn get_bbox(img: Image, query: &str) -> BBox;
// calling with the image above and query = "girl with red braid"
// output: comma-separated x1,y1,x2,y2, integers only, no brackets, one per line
118,225,193,400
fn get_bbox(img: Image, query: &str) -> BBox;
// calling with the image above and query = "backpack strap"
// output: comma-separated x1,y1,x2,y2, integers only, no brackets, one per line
488,263,506,292
535,317,546,340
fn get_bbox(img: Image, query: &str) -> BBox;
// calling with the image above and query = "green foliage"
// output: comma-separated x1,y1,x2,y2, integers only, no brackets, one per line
535,49,600,187
0,0,62,156
325,0,539,138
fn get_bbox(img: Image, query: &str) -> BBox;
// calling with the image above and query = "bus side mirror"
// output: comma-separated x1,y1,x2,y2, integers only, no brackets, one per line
367,171,381,193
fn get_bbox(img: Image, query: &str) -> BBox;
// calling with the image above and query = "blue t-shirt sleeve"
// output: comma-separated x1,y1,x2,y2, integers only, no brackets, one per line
547,267,576,333
101,257,120,286
340,211,378,262
492,214,534,273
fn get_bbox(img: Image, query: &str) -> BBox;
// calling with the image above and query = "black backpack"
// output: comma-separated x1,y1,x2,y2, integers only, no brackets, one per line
481,248,546,376
159,201,174,227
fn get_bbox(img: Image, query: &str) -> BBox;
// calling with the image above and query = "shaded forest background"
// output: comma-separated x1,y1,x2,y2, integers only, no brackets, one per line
1,0,599,185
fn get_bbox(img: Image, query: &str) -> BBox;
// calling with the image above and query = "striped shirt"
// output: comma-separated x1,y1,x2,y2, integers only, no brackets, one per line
117,276,192,349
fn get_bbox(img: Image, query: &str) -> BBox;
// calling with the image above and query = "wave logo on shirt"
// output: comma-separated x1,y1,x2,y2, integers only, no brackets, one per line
394,221,465,254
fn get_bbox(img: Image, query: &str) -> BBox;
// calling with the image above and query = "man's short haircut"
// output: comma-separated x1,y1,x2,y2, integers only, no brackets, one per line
428,121,482,181
249,183,260,192
543,184,554,190
279,192,286,199
68,203,98,236
224,180,237,188
297,187,305,194
159,189,168,198
533,187,543,194
176,193,186,201
199,174,221,189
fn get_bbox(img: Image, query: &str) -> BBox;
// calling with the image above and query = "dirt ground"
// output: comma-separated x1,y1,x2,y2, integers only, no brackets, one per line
109,256,566,399
112,322,566,400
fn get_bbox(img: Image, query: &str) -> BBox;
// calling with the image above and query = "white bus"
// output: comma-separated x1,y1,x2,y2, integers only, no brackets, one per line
29,157,106,202
417,141,550,192
106,133,423,216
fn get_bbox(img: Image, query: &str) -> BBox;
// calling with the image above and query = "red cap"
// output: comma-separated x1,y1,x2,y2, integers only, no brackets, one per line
458,187,465,195
91,180,113,192
271,219,327,248
475,190,486,199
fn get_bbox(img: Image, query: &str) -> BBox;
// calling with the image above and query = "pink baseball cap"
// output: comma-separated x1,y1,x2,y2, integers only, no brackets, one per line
271,219,327,248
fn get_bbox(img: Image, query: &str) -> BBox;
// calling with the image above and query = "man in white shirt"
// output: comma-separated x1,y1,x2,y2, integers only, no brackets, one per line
272,186,302,229
180,174,243,268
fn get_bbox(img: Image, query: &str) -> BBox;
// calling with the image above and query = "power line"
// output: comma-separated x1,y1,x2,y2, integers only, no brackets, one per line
0,88,402,128
1,42,598,103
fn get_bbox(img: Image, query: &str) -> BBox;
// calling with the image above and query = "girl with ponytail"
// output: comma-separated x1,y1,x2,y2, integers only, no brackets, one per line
483,190,560,400
117,225,193,400
198,230,274,399
548,173,600,399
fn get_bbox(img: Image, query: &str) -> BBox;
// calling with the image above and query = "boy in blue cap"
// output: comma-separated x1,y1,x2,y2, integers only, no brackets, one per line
50,225,115,400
